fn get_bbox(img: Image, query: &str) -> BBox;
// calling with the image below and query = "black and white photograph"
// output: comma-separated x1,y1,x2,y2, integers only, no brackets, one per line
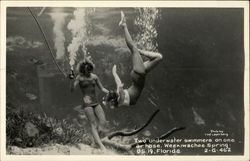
0,1,249,161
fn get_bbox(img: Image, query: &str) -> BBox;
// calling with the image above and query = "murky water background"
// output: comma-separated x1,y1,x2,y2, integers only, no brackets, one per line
6,7,244,155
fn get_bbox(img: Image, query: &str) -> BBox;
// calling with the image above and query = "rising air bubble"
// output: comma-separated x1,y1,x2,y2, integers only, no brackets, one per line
67,8,95,70
134,8,160,52
49,8,68,60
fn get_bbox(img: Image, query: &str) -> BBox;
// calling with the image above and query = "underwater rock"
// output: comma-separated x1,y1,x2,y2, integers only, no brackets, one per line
25,122,39,137
73,105,87,120
7,143,119,155
14,138,22,142
216,122,225,127
7,69,18,79
79,114,87,120
153,126,158,130
73,105,83,113
8,146,24,155
53,127,64,136
29,58,45,65
13,138,23,146
10,72,18,79
25,93,37,100
112,120,119,126
142,130,151,137
192,107,205,126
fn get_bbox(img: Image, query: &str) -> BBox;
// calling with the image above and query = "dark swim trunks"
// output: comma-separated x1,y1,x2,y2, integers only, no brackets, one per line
130,70,146,88
79,79,99,108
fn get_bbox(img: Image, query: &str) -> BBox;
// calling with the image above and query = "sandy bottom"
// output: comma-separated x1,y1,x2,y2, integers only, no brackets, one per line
7,143,120,155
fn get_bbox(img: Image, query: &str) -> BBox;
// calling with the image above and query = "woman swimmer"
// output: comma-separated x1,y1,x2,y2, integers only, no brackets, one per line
70,56,109,151
103,11,163,108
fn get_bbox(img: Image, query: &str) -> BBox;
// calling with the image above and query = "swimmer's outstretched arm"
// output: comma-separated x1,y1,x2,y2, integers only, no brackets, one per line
95,75,109,94
112,65,124,93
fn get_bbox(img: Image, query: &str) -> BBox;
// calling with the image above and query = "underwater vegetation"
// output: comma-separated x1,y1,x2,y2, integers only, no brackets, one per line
6,105,139,155
6,106,92,148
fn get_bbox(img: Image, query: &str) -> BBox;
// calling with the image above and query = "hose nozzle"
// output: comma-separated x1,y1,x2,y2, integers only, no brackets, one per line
68,70,75,79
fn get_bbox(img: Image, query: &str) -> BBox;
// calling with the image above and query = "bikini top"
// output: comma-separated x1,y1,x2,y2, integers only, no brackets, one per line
78,78,96,98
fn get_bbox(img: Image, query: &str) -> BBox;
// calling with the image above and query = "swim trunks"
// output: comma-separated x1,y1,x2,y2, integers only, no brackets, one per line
126,70,146,105
130,70,146,88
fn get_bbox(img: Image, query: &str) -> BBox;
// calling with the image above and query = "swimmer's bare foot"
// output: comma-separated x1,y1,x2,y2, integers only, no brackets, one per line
100,145,107,151
119,11,126,27
112,64,117,74
90,137,96,148
112,65,124,87
91,142,96,148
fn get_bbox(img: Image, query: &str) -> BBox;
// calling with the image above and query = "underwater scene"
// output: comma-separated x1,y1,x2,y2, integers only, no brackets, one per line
6,7,244,155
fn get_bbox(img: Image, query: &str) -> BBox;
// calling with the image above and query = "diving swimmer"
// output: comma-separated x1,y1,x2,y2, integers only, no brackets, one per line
103,11,163,108
70,56,109,150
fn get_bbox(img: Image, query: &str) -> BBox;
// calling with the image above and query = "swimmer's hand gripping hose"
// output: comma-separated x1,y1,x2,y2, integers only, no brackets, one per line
68,69,76,80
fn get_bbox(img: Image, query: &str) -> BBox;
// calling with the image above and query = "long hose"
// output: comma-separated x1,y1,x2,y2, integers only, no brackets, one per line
27,7,67,77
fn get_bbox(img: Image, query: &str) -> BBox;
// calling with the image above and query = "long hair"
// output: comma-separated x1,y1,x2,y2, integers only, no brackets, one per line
80,62,93,75
76,60,94,76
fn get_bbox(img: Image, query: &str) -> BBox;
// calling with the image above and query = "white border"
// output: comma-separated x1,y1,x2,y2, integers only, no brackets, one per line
0,1,249,161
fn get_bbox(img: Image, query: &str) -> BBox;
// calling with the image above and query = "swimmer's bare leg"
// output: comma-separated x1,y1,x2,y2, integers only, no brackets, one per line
119,11,145,74
94,105,109,133
84,107,106,150
138,49,163,73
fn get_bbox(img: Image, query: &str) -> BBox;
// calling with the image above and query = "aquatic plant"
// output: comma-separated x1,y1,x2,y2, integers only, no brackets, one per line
6,107,91,148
